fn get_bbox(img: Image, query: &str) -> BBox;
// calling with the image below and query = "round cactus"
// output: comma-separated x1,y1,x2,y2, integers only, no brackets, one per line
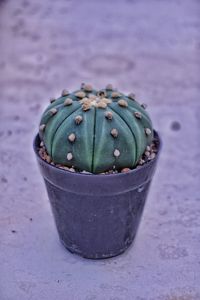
39,84,154,173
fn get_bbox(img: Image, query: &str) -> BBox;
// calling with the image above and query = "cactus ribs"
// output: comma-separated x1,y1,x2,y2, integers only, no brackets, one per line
39,84,155,174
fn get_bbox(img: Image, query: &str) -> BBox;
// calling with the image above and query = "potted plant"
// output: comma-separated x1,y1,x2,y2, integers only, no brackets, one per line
33,84,161,259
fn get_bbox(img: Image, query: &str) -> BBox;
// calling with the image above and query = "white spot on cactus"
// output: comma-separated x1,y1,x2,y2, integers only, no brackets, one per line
49,108,57,115
67,152,73,161
134,111,142,119
84,84,93,92
96,98,111,108
141,103,147,109
96,101,107,109
105,111,113,120
50,97,56,103
118,99,128,107
111,128,118,138
128,93,136,100
114,149,120,157
68,133,76,142
111,92,121,98
82,99,91,111
81,83,85,89
105,84,113,90
75,91,86,98
75,115,83,125
62,89,70,96
145,128,152,136
88,94,96,100
39,124,46,131
64,98,73,106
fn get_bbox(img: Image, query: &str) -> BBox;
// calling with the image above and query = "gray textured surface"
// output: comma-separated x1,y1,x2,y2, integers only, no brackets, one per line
0,0,200,299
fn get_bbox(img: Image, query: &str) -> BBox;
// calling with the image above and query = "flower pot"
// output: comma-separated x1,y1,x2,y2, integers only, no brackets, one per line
33,131,161,259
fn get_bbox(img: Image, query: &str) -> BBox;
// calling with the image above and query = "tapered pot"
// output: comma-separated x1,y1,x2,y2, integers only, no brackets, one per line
33,131,161,259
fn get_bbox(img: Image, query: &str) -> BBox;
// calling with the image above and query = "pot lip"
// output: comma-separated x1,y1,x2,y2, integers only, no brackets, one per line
33,129,161,178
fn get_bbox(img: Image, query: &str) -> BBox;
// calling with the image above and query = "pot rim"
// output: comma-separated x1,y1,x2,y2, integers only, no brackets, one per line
33,130,161,179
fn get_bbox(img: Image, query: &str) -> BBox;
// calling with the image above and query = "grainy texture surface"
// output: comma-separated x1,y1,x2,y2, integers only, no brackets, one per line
0,0,200,299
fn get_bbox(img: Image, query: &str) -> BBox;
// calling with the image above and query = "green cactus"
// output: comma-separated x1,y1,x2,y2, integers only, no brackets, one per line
39,84,154,173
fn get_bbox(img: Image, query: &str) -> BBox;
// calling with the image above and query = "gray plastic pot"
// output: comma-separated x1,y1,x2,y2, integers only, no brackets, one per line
33,131,161,259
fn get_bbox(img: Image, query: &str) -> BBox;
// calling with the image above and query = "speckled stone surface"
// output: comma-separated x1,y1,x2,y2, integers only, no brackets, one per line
0,0,200,299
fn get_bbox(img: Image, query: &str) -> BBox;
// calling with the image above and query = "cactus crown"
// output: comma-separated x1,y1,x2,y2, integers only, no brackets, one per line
39,84,153,174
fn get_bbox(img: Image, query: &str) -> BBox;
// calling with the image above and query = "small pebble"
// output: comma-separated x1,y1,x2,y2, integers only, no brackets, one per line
121,168,130,173
146,145,151,152
59,165,69,170
151,144,157,153
148,153,156,160
139,159,145,165
81,170,92,174
144,151,150,158
46,155,51,163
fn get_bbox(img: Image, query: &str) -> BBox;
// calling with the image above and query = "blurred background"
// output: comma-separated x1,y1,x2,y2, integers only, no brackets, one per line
0,0,199,299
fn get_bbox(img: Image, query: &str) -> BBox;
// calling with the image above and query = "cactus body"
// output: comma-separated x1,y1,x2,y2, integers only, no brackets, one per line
39,85,153,173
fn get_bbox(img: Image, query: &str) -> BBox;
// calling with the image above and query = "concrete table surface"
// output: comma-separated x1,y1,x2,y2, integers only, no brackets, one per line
0,0,200,299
